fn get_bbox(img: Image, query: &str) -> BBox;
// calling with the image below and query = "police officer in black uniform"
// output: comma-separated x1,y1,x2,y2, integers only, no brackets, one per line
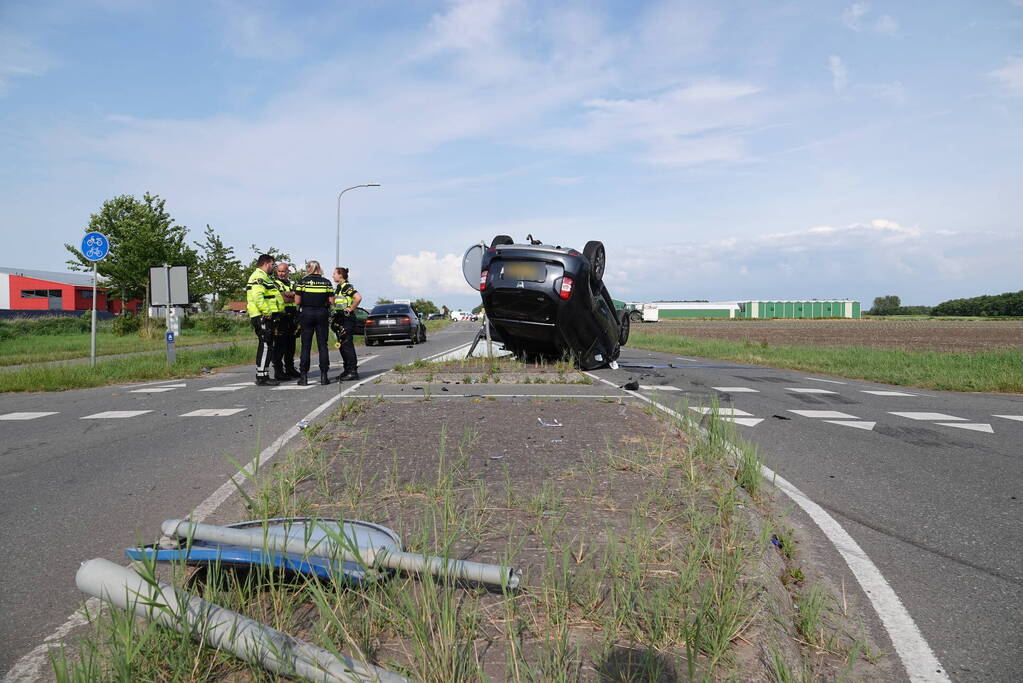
293,260,335,385
271,262,300,381
331,266,362,381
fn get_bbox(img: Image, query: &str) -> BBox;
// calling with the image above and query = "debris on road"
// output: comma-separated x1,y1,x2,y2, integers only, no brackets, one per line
622,380,639,391
296,420,310,429
537,417,562,427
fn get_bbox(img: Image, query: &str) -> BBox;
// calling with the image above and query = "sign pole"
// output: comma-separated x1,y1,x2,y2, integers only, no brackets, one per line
165,264,175,365
80,231,109,368
90,263,98,366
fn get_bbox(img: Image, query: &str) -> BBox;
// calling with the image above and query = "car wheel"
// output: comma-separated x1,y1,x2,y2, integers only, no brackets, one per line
491,234,514,247
618,310,631,345
629,310,642,324
583,240,605,282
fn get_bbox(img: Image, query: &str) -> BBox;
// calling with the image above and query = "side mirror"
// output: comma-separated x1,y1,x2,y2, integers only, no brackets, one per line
462,244,484,289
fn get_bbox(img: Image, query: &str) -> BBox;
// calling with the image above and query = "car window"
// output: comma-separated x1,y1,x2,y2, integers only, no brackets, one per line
370,304,410,315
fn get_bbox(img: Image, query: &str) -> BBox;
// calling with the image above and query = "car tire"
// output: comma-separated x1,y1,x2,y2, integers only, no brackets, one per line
491,235,514,247
618,310,631,345
629,310,642,324
583,240,605,282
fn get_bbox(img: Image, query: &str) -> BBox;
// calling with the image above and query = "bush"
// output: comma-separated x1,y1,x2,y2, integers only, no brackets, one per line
0,316,90,337
111,312,142,336
191,313,245,334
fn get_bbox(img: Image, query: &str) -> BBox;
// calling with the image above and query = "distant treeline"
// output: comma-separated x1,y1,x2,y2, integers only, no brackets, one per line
868,291,1023,316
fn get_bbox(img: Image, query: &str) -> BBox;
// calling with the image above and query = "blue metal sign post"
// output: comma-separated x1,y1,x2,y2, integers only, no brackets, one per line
81,232,110,367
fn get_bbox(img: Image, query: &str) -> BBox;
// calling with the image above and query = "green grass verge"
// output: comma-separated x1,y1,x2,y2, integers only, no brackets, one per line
0,330,251,366
627,332,1023,393
0,343,254,393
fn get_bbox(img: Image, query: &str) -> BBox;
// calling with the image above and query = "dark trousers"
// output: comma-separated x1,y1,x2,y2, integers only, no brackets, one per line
336,314,357,374
251,316,274,377
273,309,298,372
299,309,330,374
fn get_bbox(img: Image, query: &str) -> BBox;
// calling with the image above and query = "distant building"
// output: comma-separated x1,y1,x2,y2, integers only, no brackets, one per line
640,299,861,321
0,267,139,314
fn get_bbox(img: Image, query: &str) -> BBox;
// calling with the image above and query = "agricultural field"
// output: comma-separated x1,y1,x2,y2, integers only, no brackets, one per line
636,319,1023,352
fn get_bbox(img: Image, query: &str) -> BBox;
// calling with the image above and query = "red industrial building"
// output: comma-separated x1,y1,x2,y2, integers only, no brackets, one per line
0,267,139,313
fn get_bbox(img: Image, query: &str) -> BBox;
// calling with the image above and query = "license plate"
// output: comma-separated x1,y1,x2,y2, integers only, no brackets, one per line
380,319,397,325
502,261,546,282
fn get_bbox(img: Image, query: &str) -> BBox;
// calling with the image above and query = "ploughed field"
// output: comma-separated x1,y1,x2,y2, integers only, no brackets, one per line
640,319,1023,352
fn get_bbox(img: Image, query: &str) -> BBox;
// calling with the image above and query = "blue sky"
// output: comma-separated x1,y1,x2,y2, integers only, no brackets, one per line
1,0,1020,310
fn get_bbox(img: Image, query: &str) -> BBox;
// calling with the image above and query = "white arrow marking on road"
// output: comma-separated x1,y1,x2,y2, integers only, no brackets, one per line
724,417,763,427
712,386,759,392
936,422,994,433
81,410,152,419
890,412,965,421
805,377,846,384
690,407,753,416
181,408,247,417
0,411,59,420
824,420,876,430
789,410,859,419
861,390,916,396
994,415,1023,422
787,387,839,394
639,385,681,391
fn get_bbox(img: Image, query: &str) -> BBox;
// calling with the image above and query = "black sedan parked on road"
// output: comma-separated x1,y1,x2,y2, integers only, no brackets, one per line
364,303,427,346
478,235,629,370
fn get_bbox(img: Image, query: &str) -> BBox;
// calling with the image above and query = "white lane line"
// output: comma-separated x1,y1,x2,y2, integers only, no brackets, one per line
712,386,759,393
787,387,838,394
0,412,59,421
180,408,246,417
129,385,184,393
583,370,949,683
862,390,916,397
805,377,846,384
825,420,876,431
890,412,965,421
271,385,317,391
994,415,1023,422
690,407,753,417
353,393,627,399
936,423,993,433
227,381,256,386
81,410,152,419
199,386,247,392
639,385,681,391
790,410,859,419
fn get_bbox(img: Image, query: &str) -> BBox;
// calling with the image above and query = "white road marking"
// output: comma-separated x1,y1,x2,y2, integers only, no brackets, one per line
712,386,759,393
0,412,59,421
639,385,681,391
129,385,185,393
690,407,753,417
81,410,152,419
6,337,470,683
271,385,316,390
180,408,247,417
199,386,247,392
584,370,949,683
787,387,838,394
227,381,255,386
789,409,859,419
805,377,846,384
890,412,965,421
675,357,700,362
994,415,1023,422
936,422,994,433
724,417,763,427
355,393,627,399
862,390,916,396
825,420,876,431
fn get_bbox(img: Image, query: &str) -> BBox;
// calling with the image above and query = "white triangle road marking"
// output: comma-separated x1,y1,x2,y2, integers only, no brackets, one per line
639,385,682,391
690,407,753,417
787,387,838,394
805,377,846,384
994,415,1023,422
861,390,916,396
824,420,876,431
789,410,859,419
936,422,994,433
712,386,759,393
724,417,763,427
889,412,965,421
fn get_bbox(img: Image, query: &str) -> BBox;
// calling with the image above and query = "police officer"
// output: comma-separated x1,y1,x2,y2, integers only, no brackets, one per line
245,254,281,385
271,262,300,381
331,266,362,381
293,260,334,385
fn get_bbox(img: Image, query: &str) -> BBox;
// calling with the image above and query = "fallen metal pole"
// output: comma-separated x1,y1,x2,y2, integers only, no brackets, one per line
162,519,521,589
76,558,408,683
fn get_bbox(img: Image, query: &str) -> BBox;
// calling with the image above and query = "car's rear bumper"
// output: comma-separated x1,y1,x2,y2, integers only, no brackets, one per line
365,325,413,341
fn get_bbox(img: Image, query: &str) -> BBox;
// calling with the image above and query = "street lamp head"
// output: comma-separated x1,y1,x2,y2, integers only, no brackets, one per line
367,183,381,187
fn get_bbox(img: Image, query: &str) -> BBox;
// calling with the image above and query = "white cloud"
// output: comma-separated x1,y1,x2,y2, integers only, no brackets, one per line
389,251,470,296
989,57,1023,95
217,0,305,60
0,29,53,95
829,55,849,93
873,14,899,36
841,3,899,36
841,3,870,31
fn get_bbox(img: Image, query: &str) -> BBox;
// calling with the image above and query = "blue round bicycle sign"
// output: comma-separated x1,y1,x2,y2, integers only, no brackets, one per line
81,232,110,262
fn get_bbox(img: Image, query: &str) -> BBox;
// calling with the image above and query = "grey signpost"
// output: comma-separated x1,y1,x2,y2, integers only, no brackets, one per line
149,265,190,365
80,232,110,367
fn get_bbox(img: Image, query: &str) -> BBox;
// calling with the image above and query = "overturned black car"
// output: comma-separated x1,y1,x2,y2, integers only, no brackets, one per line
475,235,629,370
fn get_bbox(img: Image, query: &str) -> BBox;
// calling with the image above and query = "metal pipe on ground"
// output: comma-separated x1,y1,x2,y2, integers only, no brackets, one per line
161,519,521,589
76,558,408,683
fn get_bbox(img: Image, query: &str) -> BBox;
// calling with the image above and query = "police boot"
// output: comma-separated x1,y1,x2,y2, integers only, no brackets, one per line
286,366,301,379
297,373,308,386
320,371,330,385
338,370,360,382
273,366,290,382
256,376,280,386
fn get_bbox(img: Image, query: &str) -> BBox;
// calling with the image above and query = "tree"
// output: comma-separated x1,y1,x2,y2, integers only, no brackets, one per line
194,225,244,309
66,193,197,313
376,298,393,305
471,303,484,314
870,295,901,315
412,298,439,316
246,245,292,271
441,304,450,316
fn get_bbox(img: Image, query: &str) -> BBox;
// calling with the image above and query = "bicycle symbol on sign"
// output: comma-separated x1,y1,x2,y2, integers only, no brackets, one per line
86,236,103,248
87,247,103,259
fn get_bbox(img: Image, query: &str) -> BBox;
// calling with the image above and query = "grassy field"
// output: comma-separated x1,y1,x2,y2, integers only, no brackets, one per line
54,394,882,681
627,330,1023,393
0,329,251,366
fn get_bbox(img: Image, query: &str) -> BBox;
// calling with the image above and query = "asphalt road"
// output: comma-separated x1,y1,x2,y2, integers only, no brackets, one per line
588,346,1023,682
0,322,479,677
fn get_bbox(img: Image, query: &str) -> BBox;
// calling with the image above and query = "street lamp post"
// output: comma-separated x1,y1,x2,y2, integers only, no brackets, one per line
336,184,381,267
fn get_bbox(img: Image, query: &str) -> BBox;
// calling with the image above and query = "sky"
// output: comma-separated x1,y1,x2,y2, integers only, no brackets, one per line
1,0,1021,310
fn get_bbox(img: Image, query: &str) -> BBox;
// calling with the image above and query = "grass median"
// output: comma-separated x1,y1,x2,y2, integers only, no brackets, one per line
627,332,1023,393
0,343,254,393
0,330,251,366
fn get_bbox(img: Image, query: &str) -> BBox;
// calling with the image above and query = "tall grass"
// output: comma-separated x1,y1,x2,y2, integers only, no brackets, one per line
0,330,251,366
628,332,1023,392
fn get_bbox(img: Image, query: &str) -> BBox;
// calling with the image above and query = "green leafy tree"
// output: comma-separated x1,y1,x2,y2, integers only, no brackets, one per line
246,245,292,272
870,295,901,315
376,297,394,305
65,193,197,312
194,225,244,309
471,303,484,314
412,298,440,315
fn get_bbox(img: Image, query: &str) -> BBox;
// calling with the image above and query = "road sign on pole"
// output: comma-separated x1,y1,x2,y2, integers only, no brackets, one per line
80,232,109,367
